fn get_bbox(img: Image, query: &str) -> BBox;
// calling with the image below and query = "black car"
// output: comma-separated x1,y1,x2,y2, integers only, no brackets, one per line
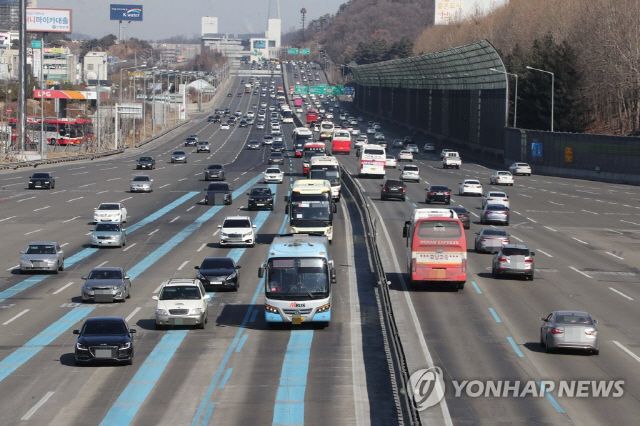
247,140,261,150
136,156,155,170
184,137,197,146
403,136,414,146
73,317,136,365
426,185,451,204
195,257,241,291
204,182,232,205
223,108,230,115
239,120,248,127
450,205,471,229
204,164,225,181
381,179,406,201
271,142,285,152
226,118,235,126
208,115,221,123
227,93,233,97
247,186,274,211
28,172,55,189
269,152,284,165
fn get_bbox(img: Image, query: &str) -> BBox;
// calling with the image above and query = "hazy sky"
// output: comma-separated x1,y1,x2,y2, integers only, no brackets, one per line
39,0,345,40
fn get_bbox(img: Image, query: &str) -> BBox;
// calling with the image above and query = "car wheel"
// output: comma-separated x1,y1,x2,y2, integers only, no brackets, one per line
59,261,64,271
53,264,59,274
492,268,499,279
204,198,209,205
592,349,600,355
401,196,406,202
426,199,431,204
446,201,450,205
545,341,554,354
457,282,465,290
528,272,534,281
51,182,55,189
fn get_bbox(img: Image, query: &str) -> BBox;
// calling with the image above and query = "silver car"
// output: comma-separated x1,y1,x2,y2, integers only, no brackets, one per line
474,228,510,253
540,310,599,355
81,267,131,303
170,150,187,163
19,241,64,274
400,164,420,182
130,175,153,193
481,203,509,225
91,222,127,248
491,244,535,279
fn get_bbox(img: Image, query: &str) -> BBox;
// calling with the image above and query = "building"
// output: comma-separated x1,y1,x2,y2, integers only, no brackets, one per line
250,38,269,62
266,18,281,59
201,16,218,36
83,51,108,82
201,34,244,60
0,47,18,79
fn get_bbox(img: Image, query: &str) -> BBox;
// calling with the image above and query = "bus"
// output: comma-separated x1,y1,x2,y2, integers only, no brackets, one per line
331,129,351,155
309,156,341,201
294,97,303,108
245,83,252,93
301,141,326,175
281,108,294,123
319,121,335,141
287,179,337,242
292,127,314,157
259,234,336,326
306,110,319,125
402,208,467,290
10,117,94,146
358,144,386,178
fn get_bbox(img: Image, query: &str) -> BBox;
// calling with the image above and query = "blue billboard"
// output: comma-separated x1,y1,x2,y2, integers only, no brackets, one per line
110,4,143,21
252,40,266,49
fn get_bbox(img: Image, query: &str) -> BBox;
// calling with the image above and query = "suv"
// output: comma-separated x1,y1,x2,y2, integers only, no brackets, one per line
204,182,232,205
204,164,225,181
196,141,211,153
152,279,211,329
247,186,274,211
492,245,535,280
381,179,406,201
218,216,256,247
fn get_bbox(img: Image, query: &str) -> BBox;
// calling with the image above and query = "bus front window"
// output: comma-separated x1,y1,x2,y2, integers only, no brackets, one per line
266,258,329,299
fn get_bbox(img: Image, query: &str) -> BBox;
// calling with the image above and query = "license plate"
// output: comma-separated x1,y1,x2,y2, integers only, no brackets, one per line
436,192,443,195
95,349,112,358
212,281,222,285
256,203,264,206
292,315,304,325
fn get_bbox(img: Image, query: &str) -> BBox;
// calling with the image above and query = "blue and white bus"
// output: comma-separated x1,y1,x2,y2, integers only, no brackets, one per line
259,234,336,327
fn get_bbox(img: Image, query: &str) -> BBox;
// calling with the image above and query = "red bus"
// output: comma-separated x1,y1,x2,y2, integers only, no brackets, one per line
306,110,319,125
331,129,351,155
301,142,326,175
9,117,94,145
403,208,467,290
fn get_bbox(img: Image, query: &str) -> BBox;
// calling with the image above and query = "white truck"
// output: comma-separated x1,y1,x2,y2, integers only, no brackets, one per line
443,151,461,169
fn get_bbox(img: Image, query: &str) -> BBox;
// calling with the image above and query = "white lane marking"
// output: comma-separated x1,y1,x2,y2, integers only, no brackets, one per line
52,282,74,295
3,309,29,325
543,226,557,232
469,211,479,218
159,183,170,189
510,235,524,242
520,194,532,198
62,216,81,223
548,201,564,205
1,176,22,181
66,197,84,202
177,261,189,271
213,229,220,236
572,237,588,245
605,229,623,235
197,243,207,252
100,166,119,171
60,243,68,247
621,219,640,226
125,307,141,322
33,206,50,212
21,391,55,420
609,202,618,205
526,217,537,223
6,264,18,271
2,182,22,187
153,283,163,294
233,177,240,181
148,229,159,235
169,216,180,223
17,196,36,202
536,249,553,257
85,232,91,236
96,190,109,194
79,183,96,188
68,166,86,170
241,171,247,175
512,210,521,215
582,209,599,215
24,229,42,235
119,196,132,202
0,216,16,222
178,178,188,182
72,171,89,175
107,177,120,181
606,252,624,260
613,341,640,362
569,266,593,278
609,288,634,300
122,242,137,252
186,206,195,211
96,261,109,268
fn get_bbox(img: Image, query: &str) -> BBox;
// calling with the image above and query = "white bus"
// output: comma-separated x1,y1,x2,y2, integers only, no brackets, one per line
358,144,386,178
309,156,341,201
287,179,337,241
319,121,335,141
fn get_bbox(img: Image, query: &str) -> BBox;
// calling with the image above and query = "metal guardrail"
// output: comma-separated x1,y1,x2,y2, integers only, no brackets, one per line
0,148,125,171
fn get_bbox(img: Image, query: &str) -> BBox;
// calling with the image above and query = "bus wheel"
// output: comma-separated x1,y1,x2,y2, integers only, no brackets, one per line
50,139,56,145
457,282,465,290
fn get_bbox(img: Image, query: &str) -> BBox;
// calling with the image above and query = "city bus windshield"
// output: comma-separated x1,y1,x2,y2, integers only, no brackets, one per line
290,194,331,224
266,258,329,299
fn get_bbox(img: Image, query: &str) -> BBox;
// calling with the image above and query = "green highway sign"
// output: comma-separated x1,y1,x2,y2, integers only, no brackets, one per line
294,85,308,94
31,40,42,49
309,85,326,94
300,48,310,55
288,48,299,55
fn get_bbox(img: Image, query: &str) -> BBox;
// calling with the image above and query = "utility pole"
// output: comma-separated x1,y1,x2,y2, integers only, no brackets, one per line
300,8,307,40
18,0,27,155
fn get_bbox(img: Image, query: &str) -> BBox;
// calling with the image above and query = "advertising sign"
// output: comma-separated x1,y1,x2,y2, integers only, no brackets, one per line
531,141,543,159
300,48,310,55
26,9,72,33
253,40,266,49
46,48,66,54
110,4,143,21
288,48,299,55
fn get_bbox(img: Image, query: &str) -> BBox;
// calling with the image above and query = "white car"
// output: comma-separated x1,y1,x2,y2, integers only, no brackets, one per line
220,123,230,130
218,216,257,247
423,143,436,152
406,144,419,153
482,191,510,208
350,128,360,136
398,150,414,162
152,279,210,329
94,203,128,223
273,135,284,143
400,165,420,182
490,171,514,186
263,167,284,184
509,162,532,176
325,112,334,119
366,127,376,134
458,179,483,196
385,155,397,168
355,137,368,148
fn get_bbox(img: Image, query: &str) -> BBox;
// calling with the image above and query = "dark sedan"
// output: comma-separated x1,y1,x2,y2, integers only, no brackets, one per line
73,317,136,365
271,142,285,152
247,186,274,211
449,205,470,229
208,115,221,122
204,182,232,205
195,257,241,291
247,140,261,150
269,152,284,165
426,185,451,204
238,120,248,127
380,179,406,201
136,156,155,170
184,137,198,146
204,164,225,181
28,172,55,189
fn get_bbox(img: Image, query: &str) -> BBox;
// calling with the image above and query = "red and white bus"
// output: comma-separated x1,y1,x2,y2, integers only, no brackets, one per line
358,144,386,178
331,129,351,155
403,208,467,289
301,141,326,175
9,117,94,145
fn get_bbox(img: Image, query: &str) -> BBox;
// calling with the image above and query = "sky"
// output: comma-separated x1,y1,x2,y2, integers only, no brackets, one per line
38,0,345,40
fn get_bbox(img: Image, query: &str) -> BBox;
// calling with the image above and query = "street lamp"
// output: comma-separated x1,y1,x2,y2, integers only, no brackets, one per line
526,65,554,132
120,65,144,101
490,67,518,128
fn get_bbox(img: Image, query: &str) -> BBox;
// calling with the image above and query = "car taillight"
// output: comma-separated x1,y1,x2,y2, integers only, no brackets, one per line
402,187,406,193
430,191,435,195
502,211,508,215
498,256,507,262
480,238,487,241
585,329,597,336
445,192,450,195
503,239,509,243
382,187,387,192
525,258,533,263
550,328,564,335
503,199,508,202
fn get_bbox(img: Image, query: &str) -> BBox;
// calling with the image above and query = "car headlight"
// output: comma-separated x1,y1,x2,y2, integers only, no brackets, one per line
227,272,237,280
196,273,205,280
20,258,31,265
190,308,203,314
221,232,228,238
44,259,56,264
316,303,330,313
243,231,253,237
76,342,87,350
156,309,168,316
119,342,131,350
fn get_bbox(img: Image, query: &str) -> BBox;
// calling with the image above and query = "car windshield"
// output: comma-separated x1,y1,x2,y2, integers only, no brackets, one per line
385,180,403,186
386,155,395,159
208,183,229,190
266,258,329,299
502,247,530,256
266,168,281,174
251,188,272,195
198,142,208,145
98,204,119,210
88,269,123,280
95,223,120,232
404,166,419,172
271,153,283,158
451,207,468,214
489,192,507,198
82,320,126,335
223,219,251,228
26,244,56,254
201,258,234,269
133,176,150,182
465,180,480,185
430,186,449,191
207,165,222,170
139,157,152,162
32,173,50,178
159,285,202,300
498,172,510,176
481,229,508,236
555,314,593,325
173,151,185,155
517,163,529,167
310,170,339,185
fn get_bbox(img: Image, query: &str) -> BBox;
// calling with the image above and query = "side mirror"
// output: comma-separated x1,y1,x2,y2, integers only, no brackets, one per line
258,266,264,278
285,205,289,214
194,265,200,270
253,225,257,228
236,265,242,269
129,329,137,334
204,294,211,301
330,269,337,283
72,330,79,334
247,193,250,195
81,276,87,280
124,275,130,280
218,225,222,228
593,319,598,324
540,317,547,322
333,204,337,213
531,252,535,256
152,295,158,301
19,250,25,254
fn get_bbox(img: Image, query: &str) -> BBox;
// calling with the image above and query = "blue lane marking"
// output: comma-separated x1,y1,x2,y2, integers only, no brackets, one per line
99,331,188,426
201,402,216,426
412,203,417,208
0,306,95,383
0,192,199,304
507,336,525,358
191,213,289,426
236,334,248,353
536,381,565,413
488,308,502,323
471,281,482,294
219,368,233,389
249,310,259,323
272,330,314,426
